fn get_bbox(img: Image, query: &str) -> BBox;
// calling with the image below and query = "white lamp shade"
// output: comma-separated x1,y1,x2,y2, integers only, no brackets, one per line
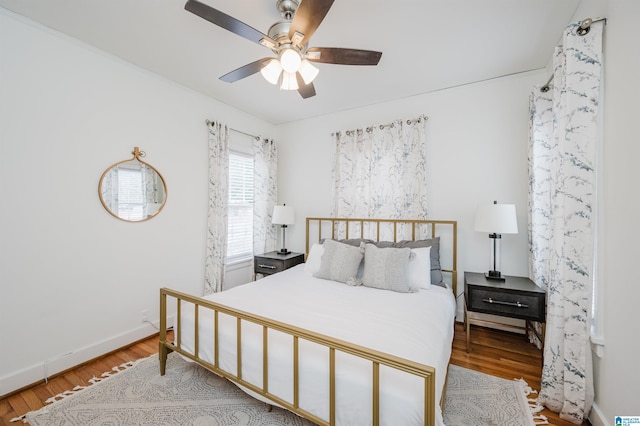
272,205,295,225
260,59,282,85
280,71,299,91
475,202,518,234
279,48,301,73
298,60,319,85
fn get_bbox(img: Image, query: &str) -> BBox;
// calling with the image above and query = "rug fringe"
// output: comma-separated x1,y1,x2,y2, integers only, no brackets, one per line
515,378,550,425
10,357,149,423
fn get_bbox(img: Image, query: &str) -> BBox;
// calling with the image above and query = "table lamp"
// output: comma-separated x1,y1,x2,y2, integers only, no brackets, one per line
474,201,518,280
272,205,295,255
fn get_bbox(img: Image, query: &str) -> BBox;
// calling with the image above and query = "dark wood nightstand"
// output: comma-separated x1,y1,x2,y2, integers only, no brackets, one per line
254,251,304,279
464,271,546,352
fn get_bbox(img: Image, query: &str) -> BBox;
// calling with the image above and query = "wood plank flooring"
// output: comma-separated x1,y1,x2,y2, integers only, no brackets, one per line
1,324,588,425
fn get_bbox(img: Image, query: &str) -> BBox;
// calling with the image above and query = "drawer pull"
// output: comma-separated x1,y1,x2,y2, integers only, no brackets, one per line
482,298,529,308
258,264,277,269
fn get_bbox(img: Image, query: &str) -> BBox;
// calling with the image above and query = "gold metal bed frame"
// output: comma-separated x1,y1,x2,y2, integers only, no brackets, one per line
159,218,457,426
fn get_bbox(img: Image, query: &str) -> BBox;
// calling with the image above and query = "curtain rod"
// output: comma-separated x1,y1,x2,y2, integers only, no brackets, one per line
540,17,607,93
333,114,429,136
205,119,260,140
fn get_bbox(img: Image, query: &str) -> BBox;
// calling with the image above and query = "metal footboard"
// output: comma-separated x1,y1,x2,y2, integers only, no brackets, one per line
159,287,437,426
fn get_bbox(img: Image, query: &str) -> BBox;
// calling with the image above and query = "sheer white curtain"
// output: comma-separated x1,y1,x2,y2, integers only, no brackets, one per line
331,116,428,222
528,20,603,424
253,137,278,255
204,121,230,295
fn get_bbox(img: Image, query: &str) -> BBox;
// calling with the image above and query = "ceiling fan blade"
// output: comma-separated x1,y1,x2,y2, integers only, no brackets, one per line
288,0,335,46
220,58,272,83
185,0,276,47
296,73,316,98
307,47,382,65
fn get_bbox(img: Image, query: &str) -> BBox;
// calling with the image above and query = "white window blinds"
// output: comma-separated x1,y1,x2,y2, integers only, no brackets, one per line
227,151,254,264
117,168,144,221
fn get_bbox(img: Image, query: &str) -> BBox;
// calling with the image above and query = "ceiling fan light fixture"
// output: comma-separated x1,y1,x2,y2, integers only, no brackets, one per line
260,59,282,85
280,71,299,91
298,60,319,84
279,48,302,73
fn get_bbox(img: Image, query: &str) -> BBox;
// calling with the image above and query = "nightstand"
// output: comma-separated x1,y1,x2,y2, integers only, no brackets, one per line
464,271,546,352
254,251,304,279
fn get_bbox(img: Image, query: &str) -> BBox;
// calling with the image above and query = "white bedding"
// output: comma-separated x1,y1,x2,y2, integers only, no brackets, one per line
177,264,455,425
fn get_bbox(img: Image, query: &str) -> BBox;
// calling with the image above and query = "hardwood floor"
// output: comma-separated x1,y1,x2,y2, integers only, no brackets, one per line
1,325,587,425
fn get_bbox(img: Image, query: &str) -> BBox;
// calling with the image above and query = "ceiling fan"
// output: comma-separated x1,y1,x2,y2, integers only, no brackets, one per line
184,0,383,99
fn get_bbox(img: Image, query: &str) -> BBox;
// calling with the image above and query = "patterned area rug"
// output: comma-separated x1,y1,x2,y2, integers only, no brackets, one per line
15,353,541,425
445,365,544,426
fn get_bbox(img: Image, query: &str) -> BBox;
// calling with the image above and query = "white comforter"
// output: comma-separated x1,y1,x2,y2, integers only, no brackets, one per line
177,264,455,425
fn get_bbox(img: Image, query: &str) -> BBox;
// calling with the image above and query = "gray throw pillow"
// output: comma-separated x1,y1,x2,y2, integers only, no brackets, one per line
361,244,415,293
375,237,444,287
314,239,364,285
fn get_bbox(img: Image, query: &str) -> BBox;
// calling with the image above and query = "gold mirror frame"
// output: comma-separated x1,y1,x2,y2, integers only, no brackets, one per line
98,147,167,222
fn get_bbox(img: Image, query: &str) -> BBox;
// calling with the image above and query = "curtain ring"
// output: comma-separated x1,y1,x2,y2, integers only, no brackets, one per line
577,18,592,36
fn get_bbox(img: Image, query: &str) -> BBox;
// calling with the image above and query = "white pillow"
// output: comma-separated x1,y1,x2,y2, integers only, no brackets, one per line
407,246,432,290
304,243,324,275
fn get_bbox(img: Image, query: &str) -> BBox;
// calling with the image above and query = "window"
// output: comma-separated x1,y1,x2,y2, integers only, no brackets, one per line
117,168,144,221
227,151,254,264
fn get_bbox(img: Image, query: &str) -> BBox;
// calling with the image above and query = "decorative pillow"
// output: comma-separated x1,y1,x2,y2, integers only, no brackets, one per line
407,246,432,290
313,239,364,285
361,244,415,293
375,238,444,287
318,238,372,279
304,243,324,275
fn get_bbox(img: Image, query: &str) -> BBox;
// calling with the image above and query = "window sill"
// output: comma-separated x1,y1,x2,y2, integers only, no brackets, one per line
590,335,605,358
225,258,253,271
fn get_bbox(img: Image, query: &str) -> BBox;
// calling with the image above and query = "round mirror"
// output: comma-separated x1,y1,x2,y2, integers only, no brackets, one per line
98,147,167,222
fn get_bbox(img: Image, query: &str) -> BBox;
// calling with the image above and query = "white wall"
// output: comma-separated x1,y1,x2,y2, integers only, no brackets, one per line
277,70,544,318
0,9,277,395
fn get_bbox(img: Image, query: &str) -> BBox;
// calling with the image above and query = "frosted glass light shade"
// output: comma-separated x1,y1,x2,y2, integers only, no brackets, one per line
260,59,282,85
475,202,518,234
298,60,319,84
279,48,301,73
280,71,299,91
272,205,295,225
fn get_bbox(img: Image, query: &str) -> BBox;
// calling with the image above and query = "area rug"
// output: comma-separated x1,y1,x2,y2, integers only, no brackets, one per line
444,365,546,426
14,353,543,425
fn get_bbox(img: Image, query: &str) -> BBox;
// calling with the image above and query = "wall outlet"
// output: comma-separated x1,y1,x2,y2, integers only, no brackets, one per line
141,310,149,323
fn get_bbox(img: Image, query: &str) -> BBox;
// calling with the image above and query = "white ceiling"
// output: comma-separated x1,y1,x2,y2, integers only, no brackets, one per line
0,0,582,124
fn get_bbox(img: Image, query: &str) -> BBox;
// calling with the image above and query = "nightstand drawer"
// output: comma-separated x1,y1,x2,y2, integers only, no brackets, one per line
468,288,544,321
254,252,305,278
255,258,285,274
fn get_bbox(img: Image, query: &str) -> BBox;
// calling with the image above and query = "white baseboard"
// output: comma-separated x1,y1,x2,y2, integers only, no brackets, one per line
0,317,174,397
589,402,610,426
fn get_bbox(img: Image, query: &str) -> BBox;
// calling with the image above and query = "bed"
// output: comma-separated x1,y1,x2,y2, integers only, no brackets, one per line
159,218,457,426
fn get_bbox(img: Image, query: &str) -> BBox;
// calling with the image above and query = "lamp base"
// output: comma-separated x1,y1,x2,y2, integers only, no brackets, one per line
485,271,506,281
277,248,291,255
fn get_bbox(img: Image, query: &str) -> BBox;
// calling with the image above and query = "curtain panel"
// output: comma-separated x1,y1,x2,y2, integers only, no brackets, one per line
528,20,603,424
204,122,230,295
253,137,278,255
331,117,428,223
